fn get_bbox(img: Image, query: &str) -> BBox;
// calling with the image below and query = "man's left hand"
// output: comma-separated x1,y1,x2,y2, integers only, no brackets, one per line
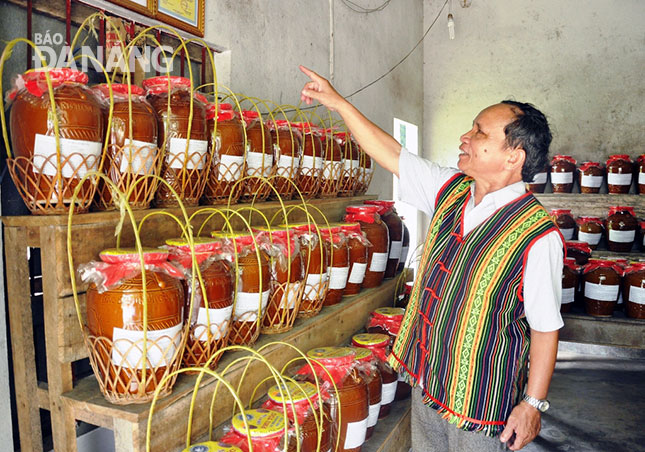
499,402,541,450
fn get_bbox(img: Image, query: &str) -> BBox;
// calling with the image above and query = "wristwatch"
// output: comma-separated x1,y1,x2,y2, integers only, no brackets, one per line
522,394,550,412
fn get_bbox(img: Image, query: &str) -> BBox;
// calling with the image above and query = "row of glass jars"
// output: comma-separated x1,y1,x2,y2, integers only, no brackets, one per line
6,69,374,214
550,207,645,252
562,257,645,320
528,154,645,194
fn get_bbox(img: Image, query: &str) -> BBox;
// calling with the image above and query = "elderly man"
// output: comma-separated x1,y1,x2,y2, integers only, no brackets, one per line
300,66,563,452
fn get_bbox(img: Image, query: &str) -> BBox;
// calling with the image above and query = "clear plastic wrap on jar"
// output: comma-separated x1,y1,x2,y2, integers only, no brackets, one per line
336,132,361,197
267,120,302,200
293,122,323,198
319,128,344,198
320,225,350,306
350,347,382,440
220,408,296,452
338,222,371,296
240,110,275,201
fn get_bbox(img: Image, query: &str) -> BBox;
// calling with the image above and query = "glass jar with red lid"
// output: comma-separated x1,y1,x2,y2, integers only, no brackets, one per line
606,206,638,252
577,161,604,194
240,110,274,201
8,68,104,213
623,262,645,319
351,333,397,418
582,259,623,317
637,154,645,194
351,347,382,440
253,227,305,334
80,248,185,401
565,241,592,266
336,132,361,197
281,223,329,318
319,225,350,306
267,120,302,200
143,76,210,207
211,231,271,346
527,165,549,193
293,123,323,198
397,220,410,273
606,154,633,194
304,347,368,452
561,257,579,313
202,107,246,205
337,222,371,296
550,155,577,193
550,209,576,241
576,217,604,249
365,200,403,279
92,83,158,210
356,150,373,195
318,128,344,198
345,205,389,288
366,307,405,342
220,408,297,452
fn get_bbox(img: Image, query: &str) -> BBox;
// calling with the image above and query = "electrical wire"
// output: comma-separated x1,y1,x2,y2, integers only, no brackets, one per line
341,0,392,14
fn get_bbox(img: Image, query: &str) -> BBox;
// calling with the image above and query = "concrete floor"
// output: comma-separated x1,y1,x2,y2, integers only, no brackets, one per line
524,343,645,452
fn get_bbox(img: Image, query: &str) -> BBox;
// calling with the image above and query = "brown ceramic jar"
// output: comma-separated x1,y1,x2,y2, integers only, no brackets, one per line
336,132,361,197
565,241,592,266
92,83,158,210
143,76,209,207
202,107,246,204
397,221,410,273
294,123,323,198
623,263,645,319
241,110,274,201
85,248,184,396
319,128,343,198
345,205,389,288
550,155,577,193
526,166,549,193
561,258,579,313
583,259,622,317
211,232,271,345
550,209,576,241
640,220,645,252
338,222,370,296
578,161,604,194
321,225,350,306
351,347,382,440
365,200,403,279
637,154,645,194
268,120,302,200
9,68,104,213
397,281,414,308
606,206,637,252
576,217,604,250
606,154,633,194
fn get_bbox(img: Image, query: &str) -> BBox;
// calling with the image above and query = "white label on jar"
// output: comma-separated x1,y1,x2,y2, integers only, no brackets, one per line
343,417,368,449
304,272,328,300
344,159,360,171
400,246,409,266
33,133,102,177
277,154,300,169
581,174,603,188
550,172,573,184
607,172,632,186
639,172,645,184
119,139,157,175
168,138,208,170
584,281,619,301
381,381,398,405
233,290,270,321
301,155,323,170
111,323,182,369
531,172,547,184
559,228,575,241
245,151,273,176
609,229,635,243
279,281,302,309
369,252,389,272
561,287,575,304
194,306,233,341
329,266,350,290
389,241,403,260
629,286,645,305
367,403,381,428
348,262,368,284
323,161,343,180
578,231,602,246
217,155,244,181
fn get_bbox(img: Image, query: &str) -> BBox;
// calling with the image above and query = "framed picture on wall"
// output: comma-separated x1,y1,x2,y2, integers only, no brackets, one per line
106,0,155,17
155,0,205,37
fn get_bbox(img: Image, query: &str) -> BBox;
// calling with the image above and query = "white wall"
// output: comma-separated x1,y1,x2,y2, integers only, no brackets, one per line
204,0,425,200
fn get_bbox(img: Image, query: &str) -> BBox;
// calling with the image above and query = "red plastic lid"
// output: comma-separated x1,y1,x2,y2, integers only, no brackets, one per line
365,200,395,215
165,237,222,253
583,258,624,275
563,257,579,272
608,206,636,217
576,216,603,225
607,154,632,165
142,76,191,94
292,122,317,134
579,161,602,171
268,119,294,130
21,68,88,97
624,262,645,274
194,93,209,105
306,346,356,367
210,231,257,253
637,154,645,164
346,205,380,214
92,83,144,99
219,102,233,111
99,248,169,265
217,110,235,122
565,241,592,255
241,110,260,121
336,222,362,234
551,155,577,165
640,220,645,228
550,209,572,217
404,281,413,294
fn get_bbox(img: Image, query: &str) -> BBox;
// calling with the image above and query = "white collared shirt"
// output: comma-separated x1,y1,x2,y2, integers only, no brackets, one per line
398,147,564,332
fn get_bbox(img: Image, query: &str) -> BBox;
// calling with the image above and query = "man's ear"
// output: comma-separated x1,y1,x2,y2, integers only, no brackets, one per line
506,147,526,171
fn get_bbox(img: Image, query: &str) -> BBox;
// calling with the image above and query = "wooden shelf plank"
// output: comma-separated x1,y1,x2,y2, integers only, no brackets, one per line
363,399,411,452
561,311,645,348
535,193,645,218
62,277,402,452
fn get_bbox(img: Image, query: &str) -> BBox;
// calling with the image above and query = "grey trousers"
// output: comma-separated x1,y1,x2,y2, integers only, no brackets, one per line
411,387,508,452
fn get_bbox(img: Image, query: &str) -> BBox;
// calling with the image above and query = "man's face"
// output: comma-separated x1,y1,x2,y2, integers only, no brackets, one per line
457,103,519,180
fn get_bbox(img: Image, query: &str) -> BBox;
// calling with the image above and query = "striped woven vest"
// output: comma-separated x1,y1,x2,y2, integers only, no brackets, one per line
388,173,559,436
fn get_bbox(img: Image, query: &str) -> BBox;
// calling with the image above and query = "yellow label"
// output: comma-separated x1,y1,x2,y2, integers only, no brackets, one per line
352,347,373,360
211,231,248,240
183,442,242,452
267,381,318,403
374,307,405,317
165,237,218,247
307,346,355,360
352,333,390,346
100,247,161,256
231,408,286,437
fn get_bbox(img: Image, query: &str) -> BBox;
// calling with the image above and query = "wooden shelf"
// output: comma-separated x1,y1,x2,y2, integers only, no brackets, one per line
534,193,645,218
561,310,645,349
